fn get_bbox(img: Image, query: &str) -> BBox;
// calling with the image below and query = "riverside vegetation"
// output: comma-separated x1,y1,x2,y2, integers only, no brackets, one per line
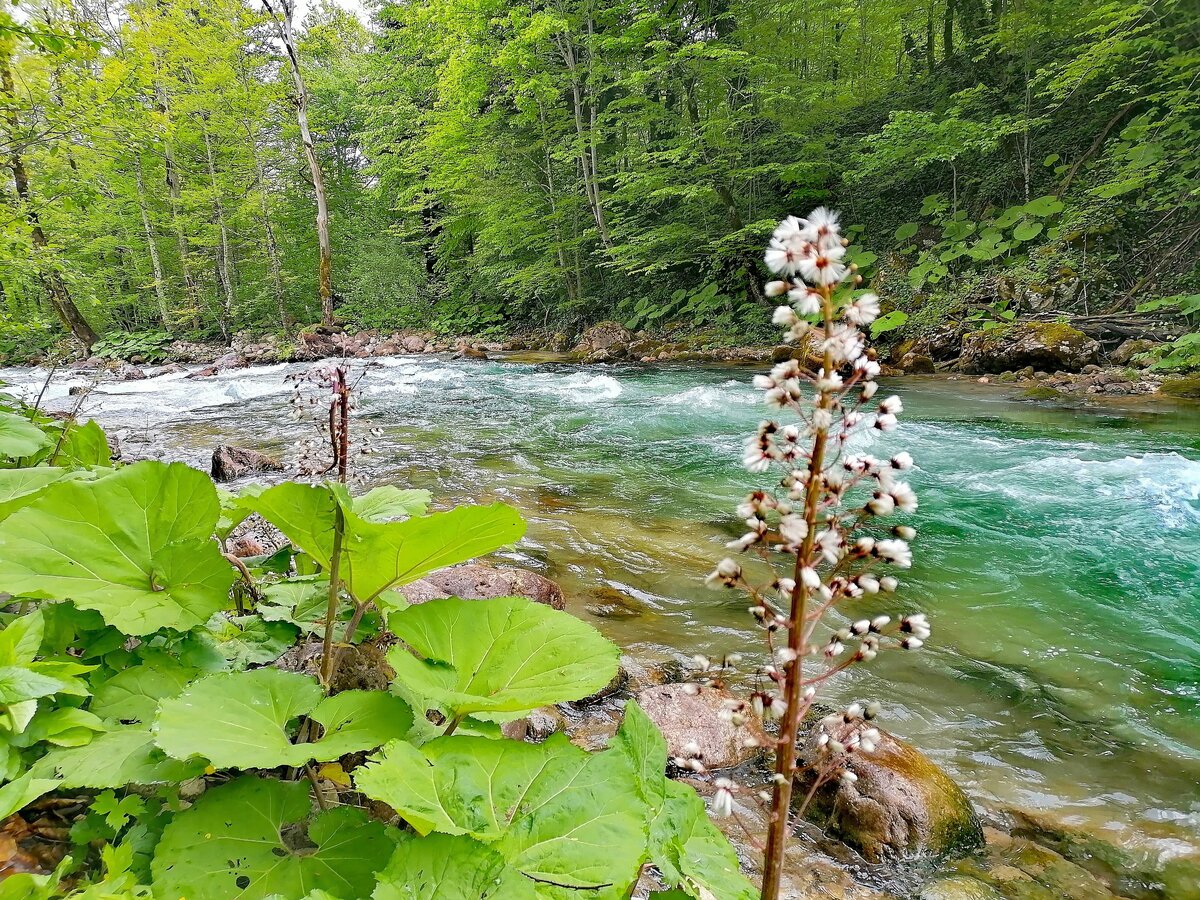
0,362,765,898
0,0,1198,373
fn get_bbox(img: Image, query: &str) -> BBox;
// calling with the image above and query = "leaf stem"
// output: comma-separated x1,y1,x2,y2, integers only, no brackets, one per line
319,501,345,690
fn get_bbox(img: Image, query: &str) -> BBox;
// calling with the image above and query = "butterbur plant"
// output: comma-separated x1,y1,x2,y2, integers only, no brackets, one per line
705,208,932,899
288,360,382,482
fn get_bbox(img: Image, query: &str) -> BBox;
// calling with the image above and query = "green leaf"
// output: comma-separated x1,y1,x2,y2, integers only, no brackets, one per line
387,595,619,721
91,789,146,830
353,486,431,522
0,772,59,820
89,657,200,724
355,734,647,893
201,613,298,668
0,468,74,521
1012,220,1044,242
247,483,525,601
0,412,50,459
0,666,69,704
53,419,112,468
31,725,202,789
151,776,392,900
992,206,1024,229
18,706,107,747
894,222,918,241
154,668,413,769
1022,195,1064,218
609,704,755,900
371,833,535,900
0,462,237,635
870,310,909,338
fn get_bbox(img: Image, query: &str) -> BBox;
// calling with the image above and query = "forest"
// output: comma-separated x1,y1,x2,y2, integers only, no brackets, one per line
0,0,1197,368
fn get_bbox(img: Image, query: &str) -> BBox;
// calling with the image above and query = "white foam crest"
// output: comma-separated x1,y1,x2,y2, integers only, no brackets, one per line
518,372,623,402
660,384,756,409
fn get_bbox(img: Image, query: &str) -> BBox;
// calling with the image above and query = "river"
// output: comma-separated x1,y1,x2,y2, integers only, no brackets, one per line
4,355,1199,864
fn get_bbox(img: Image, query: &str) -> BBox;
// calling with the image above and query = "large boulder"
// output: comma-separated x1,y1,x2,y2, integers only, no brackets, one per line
797,727,983,862
1109,338,1158,368
405,563,565,610
401,335,427,354
210,445,284,482
636,683,764,771
212,350,249,372
957,323,1099,374
576,321,632,353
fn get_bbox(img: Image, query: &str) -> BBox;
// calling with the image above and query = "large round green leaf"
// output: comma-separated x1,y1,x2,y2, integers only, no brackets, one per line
0,412,50,459
154,667,413,769
372,833,535,900
151,775,392,900
387,595,619,721
0,468,74,521
246,482,525,601
30,725,203,789
0,462,237,635
355,734,647,893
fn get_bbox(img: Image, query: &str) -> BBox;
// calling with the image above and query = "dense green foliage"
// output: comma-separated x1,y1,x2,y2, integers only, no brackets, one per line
0,390,756,897
0,0,1197,362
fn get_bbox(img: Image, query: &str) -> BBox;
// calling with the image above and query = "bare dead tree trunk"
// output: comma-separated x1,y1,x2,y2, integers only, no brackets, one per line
555,30,613,251
240,111,287,327
134,154,170,326
264,0,334,325
1,51,98,349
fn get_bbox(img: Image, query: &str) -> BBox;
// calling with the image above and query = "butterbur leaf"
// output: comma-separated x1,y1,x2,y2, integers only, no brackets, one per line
89,657,200,724
353,485,431,521
354,734,646,893
609,703,756,900
246,482,525,601
0,772,59,820
0,462,238,635
151,776,392,900
0,411,50,459
202,613,298,668
372,833,535,900
31,725,203,788
0,468,74,520
387,595,619,721
154,667,412,769
52,419,111,467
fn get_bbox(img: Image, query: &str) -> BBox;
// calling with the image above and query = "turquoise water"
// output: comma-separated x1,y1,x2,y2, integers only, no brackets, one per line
6,358,1200,855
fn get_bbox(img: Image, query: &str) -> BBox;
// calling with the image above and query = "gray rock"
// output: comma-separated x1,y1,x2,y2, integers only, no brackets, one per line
636,683,765,771
419,563,565,610
210,445,284,482
957,323,1099,374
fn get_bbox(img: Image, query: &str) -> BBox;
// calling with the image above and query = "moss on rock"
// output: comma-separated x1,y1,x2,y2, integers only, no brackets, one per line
1159,374,1200,398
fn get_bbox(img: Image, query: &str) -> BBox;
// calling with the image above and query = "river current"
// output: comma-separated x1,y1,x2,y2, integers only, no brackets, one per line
3,356,1199,860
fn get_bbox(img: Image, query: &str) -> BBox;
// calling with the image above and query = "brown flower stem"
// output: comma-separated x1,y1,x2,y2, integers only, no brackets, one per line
761,285,835,900
319,503,345,691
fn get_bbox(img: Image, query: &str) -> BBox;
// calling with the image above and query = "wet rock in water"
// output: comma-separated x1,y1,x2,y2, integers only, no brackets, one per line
154,362,188,375
68,385,90,396
797,727,983,862
457,343,489,360
114,362,147,381
918,875,1001,899
899,352,937,374
636,683,765,770
210,445,284,482
212,350,249,371
576,321,632,354
585,585,648,619
957,323,1099,374
1110,338,1158,368
418,562,566,610
1159,374,1200,399
501,706,566,743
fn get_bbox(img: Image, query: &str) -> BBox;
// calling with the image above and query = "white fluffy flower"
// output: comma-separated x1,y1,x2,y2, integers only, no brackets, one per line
779,514,809,545
712,778,735,818
876,538,913,568
891,482,918,514
798,244,848,287
773,305,799,327
788,286,822,316
844,293,880,325
764,237,806,275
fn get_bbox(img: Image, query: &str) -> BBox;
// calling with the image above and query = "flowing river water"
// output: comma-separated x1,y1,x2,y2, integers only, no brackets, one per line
3,356,1199,869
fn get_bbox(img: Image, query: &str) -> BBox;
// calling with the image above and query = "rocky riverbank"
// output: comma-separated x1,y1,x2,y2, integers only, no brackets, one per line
56,318,1199,402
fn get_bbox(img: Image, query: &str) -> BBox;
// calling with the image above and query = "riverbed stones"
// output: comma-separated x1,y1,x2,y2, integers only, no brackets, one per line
636,683,765,770
407,562,566,610
797,727,984,862
210,445,284,482
576,321,632,354
899,352,937,374
957,323,1099,374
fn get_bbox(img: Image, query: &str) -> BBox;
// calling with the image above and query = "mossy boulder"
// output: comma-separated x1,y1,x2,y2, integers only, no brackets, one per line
797,728,984,862
958,323,1099,374
1159,374,1200,399
575,321,632,353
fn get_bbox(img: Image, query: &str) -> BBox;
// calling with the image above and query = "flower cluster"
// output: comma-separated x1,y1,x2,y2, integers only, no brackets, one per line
702,208,932,897
287,361,381,482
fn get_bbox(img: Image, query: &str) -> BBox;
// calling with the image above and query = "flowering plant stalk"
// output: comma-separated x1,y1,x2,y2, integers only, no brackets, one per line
704,209,931,899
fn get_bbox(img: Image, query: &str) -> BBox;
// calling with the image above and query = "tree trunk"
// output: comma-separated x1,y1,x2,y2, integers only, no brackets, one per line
240,114,288,327
155,83,201,324
264,0,334,325
556,31,613,251
1,51,98,349
134,154,170,326
202,126,235,339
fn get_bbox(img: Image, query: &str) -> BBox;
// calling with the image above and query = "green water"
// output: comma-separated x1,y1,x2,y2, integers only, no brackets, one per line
9,358,1200,856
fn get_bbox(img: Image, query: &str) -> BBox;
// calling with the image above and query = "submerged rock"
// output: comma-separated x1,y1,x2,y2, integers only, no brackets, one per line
798,727,984,862
957,323,1099,374
409,562,565,610
210,445,284,482
636,683,765,771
